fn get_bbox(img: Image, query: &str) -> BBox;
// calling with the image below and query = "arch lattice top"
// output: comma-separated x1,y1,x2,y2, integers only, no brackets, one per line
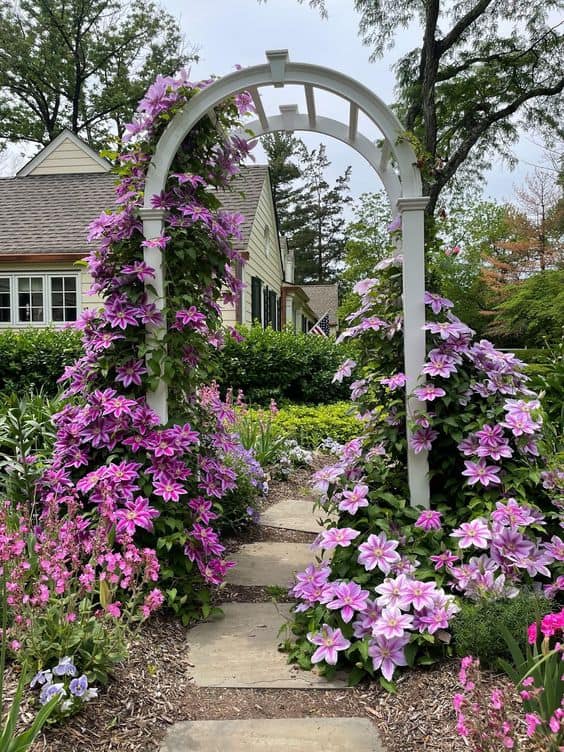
143,50,423,212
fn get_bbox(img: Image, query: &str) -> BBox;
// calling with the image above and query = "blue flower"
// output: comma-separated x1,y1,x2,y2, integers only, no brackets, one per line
69,674,89,697
52,656,78,677
40,682,66,705
30,669,53,688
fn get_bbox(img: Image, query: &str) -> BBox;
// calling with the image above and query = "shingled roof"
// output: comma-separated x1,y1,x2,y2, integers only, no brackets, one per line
0,164,269,257
216,165,270,251
0,172,117,255
299,283,339,326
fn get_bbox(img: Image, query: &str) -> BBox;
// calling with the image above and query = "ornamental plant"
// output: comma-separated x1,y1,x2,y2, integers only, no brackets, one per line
284,252,563,687
31,71,264,624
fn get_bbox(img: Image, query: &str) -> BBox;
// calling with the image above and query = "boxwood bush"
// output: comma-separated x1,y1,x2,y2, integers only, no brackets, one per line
272,402,361,448
217,325,351,405
0,328,83,395
451,592,554,668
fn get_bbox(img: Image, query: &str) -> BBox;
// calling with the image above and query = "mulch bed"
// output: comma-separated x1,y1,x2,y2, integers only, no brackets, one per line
4,460,537,751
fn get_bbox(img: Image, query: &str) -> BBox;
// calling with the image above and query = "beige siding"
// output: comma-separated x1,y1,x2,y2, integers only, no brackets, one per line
241,179,284,325
28,138,107,176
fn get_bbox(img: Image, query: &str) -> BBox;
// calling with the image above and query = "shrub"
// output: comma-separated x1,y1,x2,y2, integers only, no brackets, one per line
216,324,352,405
272,402,361,448
0,328,82,395
451,592,553,668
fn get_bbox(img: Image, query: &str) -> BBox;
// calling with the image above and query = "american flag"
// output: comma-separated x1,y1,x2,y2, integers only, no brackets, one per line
309,312,330,337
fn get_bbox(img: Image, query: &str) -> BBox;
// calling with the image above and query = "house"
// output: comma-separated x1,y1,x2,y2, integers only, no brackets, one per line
0,130,334,333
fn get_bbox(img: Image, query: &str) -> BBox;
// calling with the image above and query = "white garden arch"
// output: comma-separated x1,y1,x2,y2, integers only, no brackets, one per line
139,50,430,508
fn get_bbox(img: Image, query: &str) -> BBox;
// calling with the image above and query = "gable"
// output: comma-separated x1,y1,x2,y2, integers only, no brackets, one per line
17,130,110,177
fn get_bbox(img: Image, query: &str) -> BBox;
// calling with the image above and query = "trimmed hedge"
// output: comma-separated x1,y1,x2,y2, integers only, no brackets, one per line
272,402,361,448
217,325,351,405
0,328,83,395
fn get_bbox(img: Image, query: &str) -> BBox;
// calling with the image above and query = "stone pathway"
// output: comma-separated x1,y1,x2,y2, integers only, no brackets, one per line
160,492,384,751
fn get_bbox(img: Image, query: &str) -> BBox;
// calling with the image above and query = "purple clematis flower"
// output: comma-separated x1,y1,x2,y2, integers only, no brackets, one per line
318,527,361,550
375,606,414,639
414,384,446,401
338,484,370,515
462,459,502,487
332,359,357,383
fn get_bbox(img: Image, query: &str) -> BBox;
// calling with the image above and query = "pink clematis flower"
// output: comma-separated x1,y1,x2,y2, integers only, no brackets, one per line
357,533,400,574
326,581,369,623
332,359,356,383
115,496,159,536
462,459,502,487
318,527,360,550
307,624,351,665
415,509,442,532
414,384,446,401
451,518,491,549
338,484,370,515
375,606,414,639
368,634,409,681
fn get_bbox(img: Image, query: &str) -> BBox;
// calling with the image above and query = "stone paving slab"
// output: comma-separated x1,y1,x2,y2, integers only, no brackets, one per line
160,718,383,751
259,498,335,533
187,602,346,688
227,542,320,587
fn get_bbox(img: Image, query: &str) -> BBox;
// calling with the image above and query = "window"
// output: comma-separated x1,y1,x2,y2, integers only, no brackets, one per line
18,277,44,323
263,226,271,258
50,276,77,322
0,274,80,326
263,285,270,329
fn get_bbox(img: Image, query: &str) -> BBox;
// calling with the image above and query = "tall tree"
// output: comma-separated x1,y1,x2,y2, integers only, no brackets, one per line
262,1,564,218
0,0,193,149
262,135,352,283
287,144,352,283
261,131,306,236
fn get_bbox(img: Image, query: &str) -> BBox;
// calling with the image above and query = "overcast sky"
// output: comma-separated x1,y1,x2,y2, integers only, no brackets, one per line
166,0,548,207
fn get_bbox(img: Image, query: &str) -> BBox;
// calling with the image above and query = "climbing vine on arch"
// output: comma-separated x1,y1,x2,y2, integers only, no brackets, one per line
44,72,262,623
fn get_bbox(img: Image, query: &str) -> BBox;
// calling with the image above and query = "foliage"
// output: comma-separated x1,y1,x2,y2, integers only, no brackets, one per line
0,328,82,396
233,402,286,467
262,135,352,283
270,402,361,448
271,0,564,217
0,575,60,751
524,343,564,436
0,0,192,148
487,270,564,348
338,192,393,324
0,392,59,514
451,592,553,668
216,324,351,405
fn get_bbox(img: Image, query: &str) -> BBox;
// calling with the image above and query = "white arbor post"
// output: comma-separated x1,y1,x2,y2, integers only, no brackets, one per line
397,197,429,508
138,206,168,424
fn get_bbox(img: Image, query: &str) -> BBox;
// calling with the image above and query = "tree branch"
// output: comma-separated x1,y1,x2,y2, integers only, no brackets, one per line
438,0,496,54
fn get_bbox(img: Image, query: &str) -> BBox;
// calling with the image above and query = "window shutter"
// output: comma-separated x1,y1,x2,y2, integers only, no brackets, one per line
251,277,262,324
263,285,269,328
269,291,277,329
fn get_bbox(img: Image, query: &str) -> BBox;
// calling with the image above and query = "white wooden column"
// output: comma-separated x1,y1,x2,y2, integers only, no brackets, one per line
138,207,168,424
396,197,430,508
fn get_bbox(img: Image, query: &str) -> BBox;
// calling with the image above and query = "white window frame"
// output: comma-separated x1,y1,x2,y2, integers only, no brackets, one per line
0,272,81,328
